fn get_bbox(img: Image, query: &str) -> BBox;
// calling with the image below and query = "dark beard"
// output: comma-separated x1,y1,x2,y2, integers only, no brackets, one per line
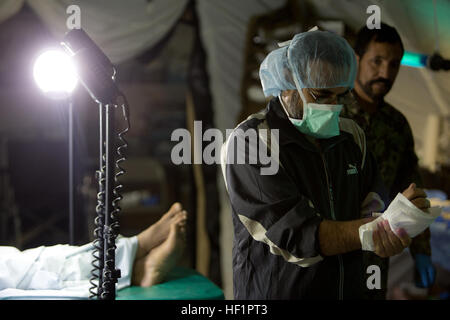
357,77,392,102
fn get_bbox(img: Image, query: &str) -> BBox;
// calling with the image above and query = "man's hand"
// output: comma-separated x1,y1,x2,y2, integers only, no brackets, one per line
373,219,411,258
402,183,430,211
372,183,431,258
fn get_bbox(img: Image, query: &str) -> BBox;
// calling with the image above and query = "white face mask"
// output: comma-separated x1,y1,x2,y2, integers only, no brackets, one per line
279,90,342,139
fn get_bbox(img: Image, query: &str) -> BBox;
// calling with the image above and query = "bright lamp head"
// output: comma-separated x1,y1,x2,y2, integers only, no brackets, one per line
33,49,78,99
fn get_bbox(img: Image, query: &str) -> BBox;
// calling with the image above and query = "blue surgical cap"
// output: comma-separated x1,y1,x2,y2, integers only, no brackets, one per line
259,30,357,97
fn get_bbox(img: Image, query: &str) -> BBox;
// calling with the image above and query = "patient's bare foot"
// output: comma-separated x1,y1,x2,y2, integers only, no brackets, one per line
136,202,187,259
132,217,186,287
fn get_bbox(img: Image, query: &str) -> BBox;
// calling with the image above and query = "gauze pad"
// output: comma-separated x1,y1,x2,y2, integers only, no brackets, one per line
359,193,441,251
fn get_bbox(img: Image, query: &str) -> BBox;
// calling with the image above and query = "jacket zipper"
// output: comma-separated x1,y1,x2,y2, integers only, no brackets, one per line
320,151,344,300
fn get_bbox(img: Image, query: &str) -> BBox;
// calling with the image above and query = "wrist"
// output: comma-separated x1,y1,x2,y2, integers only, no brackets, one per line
319,218,373,256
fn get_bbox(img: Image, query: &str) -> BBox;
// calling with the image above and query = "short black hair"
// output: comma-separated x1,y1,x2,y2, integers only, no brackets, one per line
354,22,404,57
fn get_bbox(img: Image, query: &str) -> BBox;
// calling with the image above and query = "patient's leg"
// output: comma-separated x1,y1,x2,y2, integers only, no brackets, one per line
135,202,187,260
132,215,186,287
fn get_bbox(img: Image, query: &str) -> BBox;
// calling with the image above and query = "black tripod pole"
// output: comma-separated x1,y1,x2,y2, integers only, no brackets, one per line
68,99,74,245
97,103,106,297
102,104,118,300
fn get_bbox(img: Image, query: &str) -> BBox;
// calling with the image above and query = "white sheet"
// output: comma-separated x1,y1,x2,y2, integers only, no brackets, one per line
0,235,138,300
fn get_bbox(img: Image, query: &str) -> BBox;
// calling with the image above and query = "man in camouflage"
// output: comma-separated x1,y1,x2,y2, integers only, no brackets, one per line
341,23,434,299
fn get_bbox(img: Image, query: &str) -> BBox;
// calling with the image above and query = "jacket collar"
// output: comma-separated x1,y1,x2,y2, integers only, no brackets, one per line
265,98,349,152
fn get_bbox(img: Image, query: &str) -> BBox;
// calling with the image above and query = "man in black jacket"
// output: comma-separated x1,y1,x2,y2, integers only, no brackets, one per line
221,30,430,299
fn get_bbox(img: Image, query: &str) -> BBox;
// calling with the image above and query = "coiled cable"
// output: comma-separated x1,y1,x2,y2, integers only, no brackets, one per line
89,156,106,299
100,95,130,299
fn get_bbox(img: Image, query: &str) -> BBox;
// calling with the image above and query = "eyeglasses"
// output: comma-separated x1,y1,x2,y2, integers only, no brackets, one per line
307,88,356,105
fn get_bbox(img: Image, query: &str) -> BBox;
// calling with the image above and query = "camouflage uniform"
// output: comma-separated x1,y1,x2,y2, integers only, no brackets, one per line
342,101,431,299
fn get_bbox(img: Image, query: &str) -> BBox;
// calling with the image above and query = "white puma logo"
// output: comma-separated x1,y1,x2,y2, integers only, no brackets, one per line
347,164,358,175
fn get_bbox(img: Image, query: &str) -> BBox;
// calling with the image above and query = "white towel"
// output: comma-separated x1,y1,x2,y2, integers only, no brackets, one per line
359,193,441,251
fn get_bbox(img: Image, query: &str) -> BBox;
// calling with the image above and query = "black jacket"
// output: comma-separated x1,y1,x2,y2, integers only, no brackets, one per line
221,98,387,299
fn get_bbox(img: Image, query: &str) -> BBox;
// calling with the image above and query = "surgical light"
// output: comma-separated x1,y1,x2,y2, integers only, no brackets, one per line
61,28,119,104
60,28,129,301
32,28,131,300
33,49,78,99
